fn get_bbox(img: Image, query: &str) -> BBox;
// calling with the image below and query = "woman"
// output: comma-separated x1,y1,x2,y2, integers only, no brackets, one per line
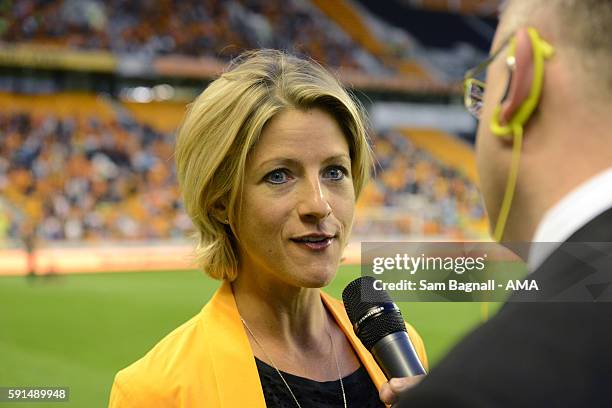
109,49,427,407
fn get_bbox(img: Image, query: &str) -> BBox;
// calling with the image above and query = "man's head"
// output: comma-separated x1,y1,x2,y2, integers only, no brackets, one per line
496,0,612,98
473,0,612,241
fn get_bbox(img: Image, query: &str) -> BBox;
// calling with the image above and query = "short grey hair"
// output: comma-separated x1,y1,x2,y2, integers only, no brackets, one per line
501,0,612,101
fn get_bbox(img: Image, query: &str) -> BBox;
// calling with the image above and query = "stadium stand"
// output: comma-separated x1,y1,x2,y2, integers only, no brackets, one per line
356,0,496,51
399,128,478,182
1,0,473,95
0,91,487,246
353,129,487,239
0,94,483,247
311,0,390,58
403,0,499,17
311,0,432,81
354,0,495,82
0,92,115,120
0,93,191,244
1,0,385,74
405,0,499,16
121,100,187,133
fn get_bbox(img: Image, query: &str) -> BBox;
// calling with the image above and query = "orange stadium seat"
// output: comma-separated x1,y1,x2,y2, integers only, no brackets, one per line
122,101,187,134
0,92,116,121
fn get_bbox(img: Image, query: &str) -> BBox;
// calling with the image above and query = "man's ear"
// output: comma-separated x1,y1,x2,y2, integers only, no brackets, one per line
500,28,534,124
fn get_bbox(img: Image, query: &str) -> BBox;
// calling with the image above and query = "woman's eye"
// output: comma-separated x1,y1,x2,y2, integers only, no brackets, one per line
324,166,347,181
264,169,291,184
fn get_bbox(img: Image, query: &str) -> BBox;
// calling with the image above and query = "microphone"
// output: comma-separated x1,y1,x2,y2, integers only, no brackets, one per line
342,276,426,379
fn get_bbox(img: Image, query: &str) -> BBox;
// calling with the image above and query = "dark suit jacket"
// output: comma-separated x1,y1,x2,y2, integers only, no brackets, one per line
397,207,612,408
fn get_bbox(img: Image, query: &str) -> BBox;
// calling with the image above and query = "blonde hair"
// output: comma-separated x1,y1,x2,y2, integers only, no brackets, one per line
175,49,374,281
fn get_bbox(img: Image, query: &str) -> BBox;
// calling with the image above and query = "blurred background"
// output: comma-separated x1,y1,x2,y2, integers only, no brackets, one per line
0,0,502,406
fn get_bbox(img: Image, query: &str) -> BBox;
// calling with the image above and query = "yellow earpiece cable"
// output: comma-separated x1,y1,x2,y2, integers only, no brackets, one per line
493,125,523,242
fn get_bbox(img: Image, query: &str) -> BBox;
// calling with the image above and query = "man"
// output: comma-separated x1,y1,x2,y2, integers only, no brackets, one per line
21,220,37,278
381,0,612,406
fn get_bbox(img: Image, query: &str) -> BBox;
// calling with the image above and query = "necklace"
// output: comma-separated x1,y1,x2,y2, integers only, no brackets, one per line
240,315,348,408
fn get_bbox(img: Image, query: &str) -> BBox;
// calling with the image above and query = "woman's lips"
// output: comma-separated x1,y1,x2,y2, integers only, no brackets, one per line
291,236,335,251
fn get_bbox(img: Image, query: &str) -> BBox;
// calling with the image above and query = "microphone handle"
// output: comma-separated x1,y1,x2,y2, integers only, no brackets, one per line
370,331,427,378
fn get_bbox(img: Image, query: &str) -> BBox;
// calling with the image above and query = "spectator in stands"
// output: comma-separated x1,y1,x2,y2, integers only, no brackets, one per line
108,49,427,407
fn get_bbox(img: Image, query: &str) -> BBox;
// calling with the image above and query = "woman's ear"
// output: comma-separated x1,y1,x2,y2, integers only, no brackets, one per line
500,28,535,124
212,199,229,224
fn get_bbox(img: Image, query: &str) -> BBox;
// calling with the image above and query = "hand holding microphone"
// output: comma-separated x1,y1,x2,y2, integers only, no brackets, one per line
379,376,424,405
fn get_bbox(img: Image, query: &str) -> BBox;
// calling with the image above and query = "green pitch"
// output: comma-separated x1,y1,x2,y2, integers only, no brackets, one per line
0,267,497,407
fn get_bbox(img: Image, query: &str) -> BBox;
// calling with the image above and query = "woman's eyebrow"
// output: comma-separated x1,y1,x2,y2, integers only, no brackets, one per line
256,154,350,171
322,154,351,164
255,157,300,171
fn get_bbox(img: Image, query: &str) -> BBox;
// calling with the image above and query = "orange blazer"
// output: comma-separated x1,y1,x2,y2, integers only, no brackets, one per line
109,281,428,407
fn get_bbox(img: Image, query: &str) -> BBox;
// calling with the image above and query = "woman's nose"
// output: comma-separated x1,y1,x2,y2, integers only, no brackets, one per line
296,176,332,221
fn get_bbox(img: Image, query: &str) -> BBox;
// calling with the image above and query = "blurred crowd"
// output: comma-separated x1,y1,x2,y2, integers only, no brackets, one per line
0,101,486,245
353,130,485,238
1,0,380,72
0,109,192,243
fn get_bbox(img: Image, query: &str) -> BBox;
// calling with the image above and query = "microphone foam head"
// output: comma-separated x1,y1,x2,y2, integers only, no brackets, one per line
342,276,407,350
342,276,393,322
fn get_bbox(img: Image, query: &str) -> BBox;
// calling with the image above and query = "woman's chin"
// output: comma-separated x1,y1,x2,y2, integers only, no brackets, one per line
294,266,338,288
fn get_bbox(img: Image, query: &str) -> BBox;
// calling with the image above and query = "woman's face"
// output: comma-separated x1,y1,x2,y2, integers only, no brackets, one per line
235,108,355,288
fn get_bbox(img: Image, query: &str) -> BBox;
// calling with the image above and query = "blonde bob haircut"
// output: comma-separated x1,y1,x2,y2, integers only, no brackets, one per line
175,49,374,281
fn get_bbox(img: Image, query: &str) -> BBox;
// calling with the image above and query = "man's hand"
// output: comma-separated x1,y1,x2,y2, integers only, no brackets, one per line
379,375,425,406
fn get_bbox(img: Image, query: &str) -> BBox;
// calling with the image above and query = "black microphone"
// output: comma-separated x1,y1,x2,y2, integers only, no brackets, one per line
342,276,426,379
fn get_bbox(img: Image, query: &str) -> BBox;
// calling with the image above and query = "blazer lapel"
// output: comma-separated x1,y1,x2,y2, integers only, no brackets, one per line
200,281,267,407
321,291,388,390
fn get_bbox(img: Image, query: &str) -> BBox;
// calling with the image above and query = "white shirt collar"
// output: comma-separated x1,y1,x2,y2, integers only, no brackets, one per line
528,167,612,272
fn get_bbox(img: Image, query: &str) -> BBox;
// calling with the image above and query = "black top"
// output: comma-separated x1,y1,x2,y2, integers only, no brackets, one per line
255,358,384,408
